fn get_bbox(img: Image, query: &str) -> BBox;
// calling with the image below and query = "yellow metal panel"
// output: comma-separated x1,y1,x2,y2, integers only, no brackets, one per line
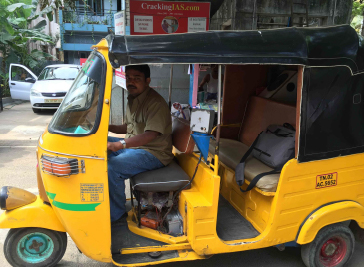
37,44,113,263
0,197,65,232
121,244,192,254
296,201,364,244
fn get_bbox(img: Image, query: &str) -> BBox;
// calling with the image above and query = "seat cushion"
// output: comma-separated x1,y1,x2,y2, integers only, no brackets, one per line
209,138,280,192
130,161,191,192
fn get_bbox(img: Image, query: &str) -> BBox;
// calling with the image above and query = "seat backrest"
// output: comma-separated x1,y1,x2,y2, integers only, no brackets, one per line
240,96,296,146
172,116,195,154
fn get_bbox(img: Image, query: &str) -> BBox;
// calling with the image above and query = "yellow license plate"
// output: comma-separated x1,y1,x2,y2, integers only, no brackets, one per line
45,99,62,103
316,172,338,189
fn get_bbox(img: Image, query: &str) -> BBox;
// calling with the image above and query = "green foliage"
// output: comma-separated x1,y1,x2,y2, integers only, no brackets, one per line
352,1,364,18
0,0,56,96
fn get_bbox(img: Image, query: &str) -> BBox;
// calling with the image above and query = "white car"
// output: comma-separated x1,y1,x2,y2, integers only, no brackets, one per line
9,64,81,113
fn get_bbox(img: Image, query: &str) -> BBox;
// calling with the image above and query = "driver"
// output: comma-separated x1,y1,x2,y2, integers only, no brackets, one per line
107,64,173,224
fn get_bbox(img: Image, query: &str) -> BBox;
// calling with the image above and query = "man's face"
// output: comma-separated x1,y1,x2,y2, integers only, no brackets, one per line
125,69,151,97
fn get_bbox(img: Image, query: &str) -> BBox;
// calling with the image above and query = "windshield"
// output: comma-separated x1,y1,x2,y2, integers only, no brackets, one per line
48,53,105,135
38,67,79,80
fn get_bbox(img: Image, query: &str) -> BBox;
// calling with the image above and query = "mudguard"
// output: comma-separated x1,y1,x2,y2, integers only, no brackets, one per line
0,196,65,232
296,201,364,244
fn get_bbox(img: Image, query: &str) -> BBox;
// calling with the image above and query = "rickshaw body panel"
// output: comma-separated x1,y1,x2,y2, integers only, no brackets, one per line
296,201,364,244
173,150,364,255
0,197,65,232
36,44,114,262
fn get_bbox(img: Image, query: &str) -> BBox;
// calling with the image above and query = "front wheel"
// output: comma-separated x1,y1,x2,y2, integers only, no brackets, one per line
4,228,67,267
32,108,41,113
301,224,355,267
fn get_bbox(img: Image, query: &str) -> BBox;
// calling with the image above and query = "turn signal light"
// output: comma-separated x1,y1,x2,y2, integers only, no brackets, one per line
0,186,37,211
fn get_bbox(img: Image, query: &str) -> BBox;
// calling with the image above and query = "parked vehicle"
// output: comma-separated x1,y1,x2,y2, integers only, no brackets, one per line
1,25,364,267
9,64,81,113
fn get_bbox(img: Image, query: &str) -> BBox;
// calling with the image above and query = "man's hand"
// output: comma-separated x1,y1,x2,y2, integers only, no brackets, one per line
107,141,124,152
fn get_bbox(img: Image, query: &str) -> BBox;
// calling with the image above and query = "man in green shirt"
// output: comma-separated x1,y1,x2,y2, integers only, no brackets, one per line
107,65,173,224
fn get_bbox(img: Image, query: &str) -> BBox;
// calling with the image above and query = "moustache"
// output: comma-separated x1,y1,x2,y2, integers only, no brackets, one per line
127,85,137,89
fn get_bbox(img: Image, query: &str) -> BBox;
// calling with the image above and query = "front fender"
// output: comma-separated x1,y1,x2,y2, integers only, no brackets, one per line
296,201,364,245
0,196,65,232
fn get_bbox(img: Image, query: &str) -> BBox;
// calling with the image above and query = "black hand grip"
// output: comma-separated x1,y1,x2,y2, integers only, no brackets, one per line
11,83,15,85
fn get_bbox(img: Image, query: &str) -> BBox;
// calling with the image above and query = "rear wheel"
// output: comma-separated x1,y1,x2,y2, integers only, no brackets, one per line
32,108,41,113
4,228,67,267
301,225,355,267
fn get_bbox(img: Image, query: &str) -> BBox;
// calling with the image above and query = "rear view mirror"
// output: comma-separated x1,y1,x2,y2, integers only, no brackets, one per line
25,77,36,83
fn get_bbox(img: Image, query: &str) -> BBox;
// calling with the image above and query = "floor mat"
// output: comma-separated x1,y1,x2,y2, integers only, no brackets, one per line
216,196,260,241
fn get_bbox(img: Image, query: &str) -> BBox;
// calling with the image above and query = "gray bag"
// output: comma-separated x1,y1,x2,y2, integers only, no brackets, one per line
235,124,295,191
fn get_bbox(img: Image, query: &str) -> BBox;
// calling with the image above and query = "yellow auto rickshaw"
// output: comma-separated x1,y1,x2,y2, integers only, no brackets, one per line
1,24,364,267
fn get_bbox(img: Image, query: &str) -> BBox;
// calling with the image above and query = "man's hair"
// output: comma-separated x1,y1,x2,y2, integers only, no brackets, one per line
125,65,150,79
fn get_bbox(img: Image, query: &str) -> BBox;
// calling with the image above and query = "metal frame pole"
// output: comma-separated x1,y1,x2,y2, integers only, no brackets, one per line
214,65,222,175
168,64,174,109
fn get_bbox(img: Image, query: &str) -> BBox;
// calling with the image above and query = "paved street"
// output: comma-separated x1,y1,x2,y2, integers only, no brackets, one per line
0,102,364,267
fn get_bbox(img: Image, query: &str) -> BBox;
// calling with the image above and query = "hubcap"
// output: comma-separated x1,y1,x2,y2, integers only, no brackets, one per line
319,237,347,267
17,232,54,264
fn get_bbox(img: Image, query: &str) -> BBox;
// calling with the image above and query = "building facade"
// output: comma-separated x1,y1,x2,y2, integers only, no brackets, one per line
59,0,120,64
210,0,352,30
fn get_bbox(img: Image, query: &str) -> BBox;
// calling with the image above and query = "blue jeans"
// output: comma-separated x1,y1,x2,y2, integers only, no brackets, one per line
107,136,164,222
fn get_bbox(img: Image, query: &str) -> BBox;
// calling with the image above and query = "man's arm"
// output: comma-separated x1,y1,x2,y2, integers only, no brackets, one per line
198,74,210,91
107,131,159,152
109,124,127,134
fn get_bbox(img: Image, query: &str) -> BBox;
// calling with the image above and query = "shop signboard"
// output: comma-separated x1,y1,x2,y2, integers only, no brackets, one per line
114,11,126,35
130,0,210,35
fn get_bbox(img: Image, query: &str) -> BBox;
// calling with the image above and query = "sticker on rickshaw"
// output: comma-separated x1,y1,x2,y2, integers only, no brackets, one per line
80,183,104,202
316,172,337,189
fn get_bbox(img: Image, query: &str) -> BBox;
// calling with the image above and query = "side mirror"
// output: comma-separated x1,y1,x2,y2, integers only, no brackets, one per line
25,77,36,83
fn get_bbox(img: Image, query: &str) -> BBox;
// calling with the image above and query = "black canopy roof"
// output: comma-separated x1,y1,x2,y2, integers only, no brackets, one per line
108,25,364,74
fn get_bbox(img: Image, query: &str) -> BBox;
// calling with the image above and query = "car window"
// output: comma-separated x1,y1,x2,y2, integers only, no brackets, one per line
11,66,32,82
38,67,79,81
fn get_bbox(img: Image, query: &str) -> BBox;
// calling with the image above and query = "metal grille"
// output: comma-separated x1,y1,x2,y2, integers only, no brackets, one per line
42,92,67,97
40,154,85,177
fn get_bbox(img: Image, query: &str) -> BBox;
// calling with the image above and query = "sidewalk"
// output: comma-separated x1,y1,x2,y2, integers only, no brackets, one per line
1,97,28,110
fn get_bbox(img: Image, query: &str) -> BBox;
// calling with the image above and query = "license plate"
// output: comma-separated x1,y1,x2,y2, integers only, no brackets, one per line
45,99,62,103
316,172,338,189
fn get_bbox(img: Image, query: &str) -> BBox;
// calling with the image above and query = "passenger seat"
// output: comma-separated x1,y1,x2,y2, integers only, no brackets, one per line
209,96,296,192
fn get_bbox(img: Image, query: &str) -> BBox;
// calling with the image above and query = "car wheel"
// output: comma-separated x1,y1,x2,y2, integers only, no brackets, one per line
4,228,67,267
301,224,355,267
32,108,41,113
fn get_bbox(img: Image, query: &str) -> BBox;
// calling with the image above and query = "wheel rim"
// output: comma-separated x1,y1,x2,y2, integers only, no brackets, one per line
16,232,54,264
319,236,347,267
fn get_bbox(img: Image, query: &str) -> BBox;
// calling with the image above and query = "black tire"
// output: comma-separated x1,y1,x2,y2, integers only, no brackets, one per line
301,225,355,267
32,108,41,113
4,228,67,267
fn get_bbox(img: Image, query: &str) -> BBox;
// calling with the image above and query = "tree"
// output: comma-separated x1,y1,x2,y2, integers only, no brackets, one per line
0,0,56,95
352,0,364,34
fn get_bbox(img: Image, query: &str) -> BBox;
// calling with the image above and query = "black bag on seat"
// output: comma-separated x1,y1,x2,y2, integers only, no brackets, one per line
235,124,295,192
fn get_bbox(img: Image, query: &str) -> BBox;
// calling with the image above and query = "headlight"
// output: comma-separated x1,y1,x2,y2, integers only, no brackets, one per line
30,89,41,97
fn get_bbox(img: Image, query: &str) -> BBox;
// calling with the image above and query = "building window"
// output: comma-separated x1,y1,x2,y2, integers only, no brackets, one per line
76,0,104,15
